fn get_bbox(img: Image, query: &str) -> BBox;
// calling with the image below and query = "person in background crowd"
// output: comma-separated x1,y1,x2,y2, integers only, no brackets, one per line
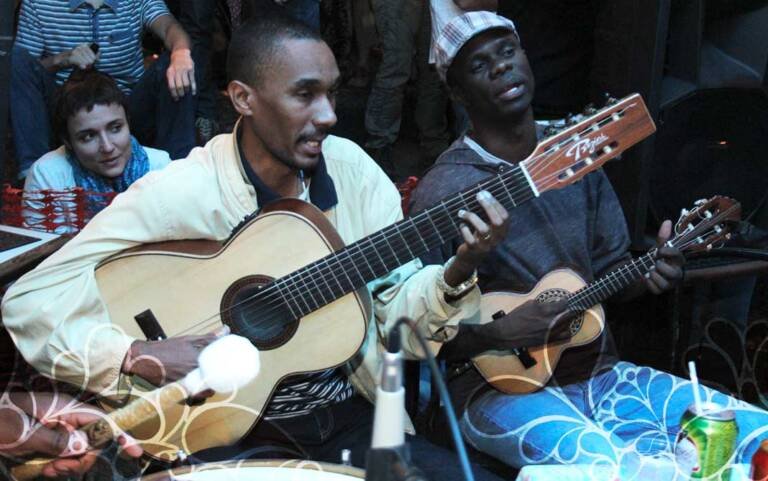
244,0,321,30
11,0,196,178
364,0,451,180
177,0,220,143
23,71,170,233
411,11,768,478
0,391,142,478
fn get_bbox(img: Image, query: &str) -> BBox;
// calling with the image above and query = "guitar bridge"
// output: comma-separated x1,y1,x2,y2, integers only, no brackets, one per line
514,348,537,369
134,309,167,341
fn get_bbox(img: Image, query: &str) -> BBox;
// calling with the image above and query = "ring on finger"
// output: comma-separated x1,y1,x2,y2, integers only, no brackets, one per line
480,231,492,241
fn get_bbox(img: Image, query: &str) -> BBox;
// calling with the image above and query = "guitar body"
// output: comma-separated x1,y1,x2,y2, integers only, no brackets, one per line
471,269,604,394
94,200,369,461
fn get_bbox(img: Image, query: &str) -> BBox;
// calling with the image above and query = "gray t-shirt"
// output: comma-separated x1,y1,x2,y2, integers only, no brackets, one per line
409,138,631,409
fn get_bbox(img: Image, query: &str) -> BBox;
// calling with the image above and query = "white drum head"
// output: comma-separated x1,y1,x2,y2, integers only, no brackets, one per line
143,460,364,481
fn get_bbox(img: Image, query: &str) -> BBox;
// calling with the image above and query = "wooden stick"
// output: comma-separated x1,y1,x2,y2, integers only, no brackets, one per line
10,381,189,481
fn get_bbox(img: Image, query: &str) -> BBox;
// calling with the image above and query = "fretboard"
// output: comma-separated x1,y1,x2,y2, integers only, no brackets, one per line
270,164,536,319
567,252,657,312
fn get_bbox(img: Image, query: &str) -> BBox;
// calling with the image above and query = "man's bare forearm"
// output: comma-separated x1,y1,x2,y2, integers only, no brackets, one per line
152,14,192,52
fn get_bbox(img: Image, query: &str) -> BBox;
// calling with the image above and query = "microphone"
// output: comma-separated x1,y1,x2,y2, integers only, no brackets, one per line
365,319,428,481
371,324,405,450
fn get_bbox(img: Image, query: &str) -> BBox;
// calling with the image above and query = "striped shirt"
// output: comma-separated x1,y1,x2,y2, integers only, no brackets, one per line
263,369,355,420
15,0,169,92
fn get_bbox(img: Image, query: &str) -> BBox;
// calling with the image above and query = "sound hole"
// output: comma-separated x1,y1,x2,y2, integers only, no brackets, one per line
220,275,299,350
535,288,583,337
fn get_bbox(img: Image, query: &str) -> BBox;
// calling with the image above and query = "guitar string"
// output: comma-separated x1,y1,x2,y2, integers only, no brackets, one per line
175,165,581,338
213,108,630,328
567,204,739,309
569,225,724,308
174,108,634,340
171,107,635,337
175,162,553,337
576,203,741,306
173,108,632,338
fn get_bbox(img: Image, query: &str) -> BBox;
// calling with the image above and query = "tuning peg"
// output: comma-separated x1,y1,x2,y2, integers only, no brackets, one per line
603,93,618,106
566,113,579,126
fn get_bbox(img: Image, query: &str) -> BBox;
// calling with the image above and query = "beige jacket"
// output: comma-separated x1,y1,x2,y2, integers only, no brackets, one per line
2,131,479,421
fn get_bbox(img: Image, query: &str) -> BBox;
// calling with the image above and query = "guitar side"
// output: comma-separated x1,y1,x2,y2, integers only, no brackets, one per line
94,203,370,461
471,269,604,394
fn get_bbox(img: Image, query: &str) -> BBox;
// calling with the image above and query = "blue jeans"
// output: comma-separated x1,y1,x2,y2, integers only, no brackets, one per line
10,46,196,176
461,362,768,479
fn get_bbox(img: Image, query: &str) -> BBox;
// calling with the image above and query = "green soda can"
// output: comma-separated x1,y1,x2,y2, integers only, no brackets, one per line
675,402,738,479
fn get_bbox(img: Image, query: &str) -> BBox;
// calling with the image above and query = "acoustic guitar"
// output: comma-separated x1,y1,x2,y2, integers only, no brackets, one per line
95,94,656,461
471,196,742,394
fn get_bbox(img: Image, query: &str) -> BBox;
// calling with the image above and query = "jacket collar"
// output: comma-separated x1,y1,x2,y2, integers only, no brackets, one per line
235,123,338,211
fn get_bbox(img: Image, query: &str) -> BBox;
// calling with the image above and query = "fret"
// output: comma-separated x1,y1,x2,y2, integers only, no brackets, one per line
458,190,473,214
273,281,300,320
332,252,358,292
604,271,620,292
352,241,379,279
315,260,338,300
616,263,636,284
571,252,660,312
439,201,460,235
423,211,445,245
300,268,327,308
379,232,405,267
628,259,646,278
409,217,430,253
638,255,656,275
498,173,516,208
284,272,314,315
342,247,368,287
366,234,392,273
394,223,416,260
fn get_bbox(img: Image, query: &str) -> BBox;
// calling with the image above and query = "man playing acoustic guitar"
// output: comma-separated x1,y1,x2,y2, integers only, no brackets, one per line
410,11,768,478
3,13,509,480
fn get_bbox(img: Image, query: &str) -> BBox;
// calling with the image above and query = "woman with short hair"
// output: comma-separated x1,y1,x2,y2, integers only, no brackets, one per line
23,70,171,232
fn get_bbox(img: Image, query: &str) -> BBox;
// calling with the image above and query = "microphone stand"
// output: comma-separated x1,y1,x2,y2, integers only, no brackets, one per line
365,321,429,481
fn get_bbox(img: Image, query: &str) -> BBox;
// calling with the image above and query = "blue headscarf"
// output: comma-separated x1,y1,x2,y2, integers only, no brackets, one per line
68,136,150,194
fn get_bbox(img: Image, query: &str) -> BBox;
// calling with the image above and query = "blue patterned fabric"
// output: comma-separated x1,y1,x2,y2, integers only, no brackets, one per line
69,135,150,194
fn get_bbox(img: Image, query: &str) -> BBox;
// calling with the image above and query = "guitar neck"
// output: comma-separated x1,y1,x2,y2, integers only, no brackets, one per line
567,252,657,312
266,94,655,319
274,165,536,318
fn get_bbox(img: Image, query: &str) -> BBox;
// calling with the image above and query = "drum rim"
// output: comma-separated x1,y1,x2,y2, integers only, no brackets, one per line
140,458,365,480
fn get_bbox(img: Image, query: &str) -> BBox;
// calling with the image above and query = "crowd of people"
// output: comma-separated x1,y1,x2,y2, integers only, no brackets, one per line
1,0,766,480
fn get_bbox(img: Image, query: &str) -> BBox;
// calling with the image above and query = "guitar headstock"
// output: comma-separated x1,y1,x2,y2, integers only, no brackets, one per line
671,196,742,253
522,93,656,195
